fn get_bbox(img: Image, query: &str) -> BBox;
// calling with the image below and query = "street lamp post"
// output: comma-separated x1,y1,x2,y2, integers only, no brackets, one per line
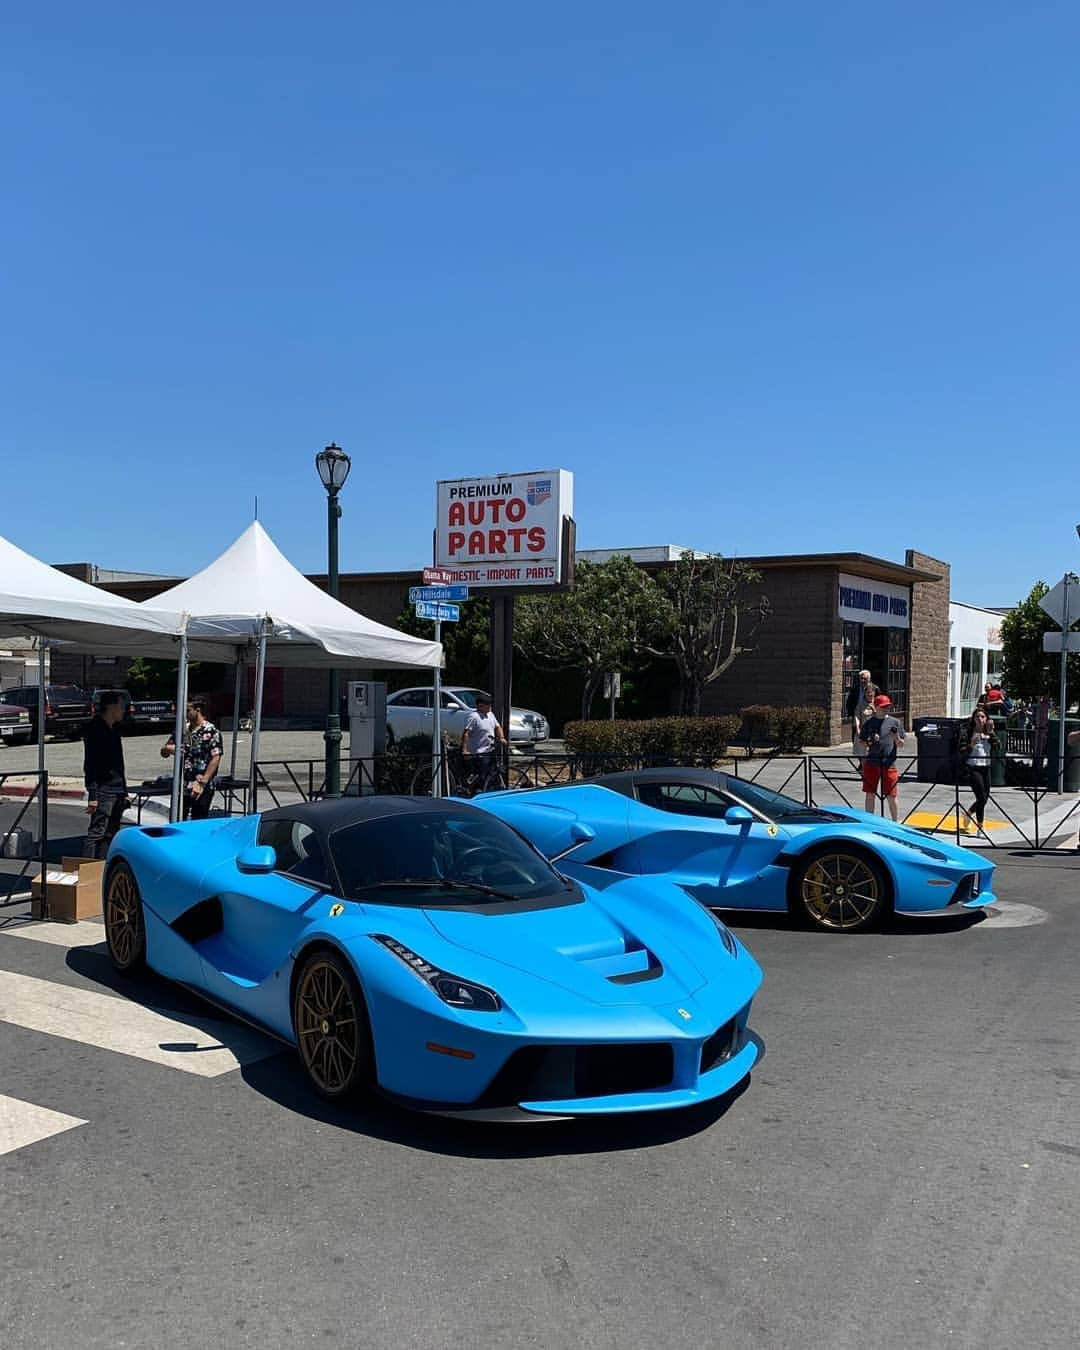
316,442,352,798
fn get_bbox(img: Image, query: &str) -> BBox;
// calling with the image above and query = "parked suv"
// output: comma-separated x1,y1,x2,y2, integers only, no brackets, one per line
92,687,177,733
386,686,550,747
0,684,94,740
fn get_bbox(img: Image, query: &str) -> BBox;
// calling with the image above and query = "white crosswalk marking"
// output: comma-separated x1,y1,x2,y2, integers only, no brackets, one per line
0,969,277,1077
0,1093,86,1157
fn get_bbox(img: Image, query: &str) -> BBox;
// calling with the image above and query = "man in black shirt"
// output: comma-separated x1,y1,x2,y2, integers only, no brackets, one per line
83,691,128,859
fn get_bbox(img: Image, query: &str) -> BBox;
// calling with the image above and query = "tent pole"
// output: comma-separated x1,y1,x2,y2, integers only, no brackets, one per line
37,639,47,911
248,621,268,803
170,629,189,823
432,618,442,798
229,651,243,783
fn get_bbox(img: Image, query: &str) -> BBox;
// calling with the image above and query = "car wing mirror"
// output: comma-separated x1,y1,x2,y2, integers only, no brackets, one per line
550,821,597,863
724,805,754,826
237,845,276,874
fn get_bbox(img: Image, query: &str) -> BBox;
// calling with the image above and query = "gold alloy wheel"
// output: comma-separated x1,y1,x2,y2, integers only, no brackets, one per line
104,864,144,969
800,852,882,931
295,959,362,1096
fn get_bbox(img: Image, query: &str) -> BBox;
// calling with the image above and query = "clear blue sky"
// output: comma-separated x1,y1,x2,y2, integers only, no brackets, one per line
3,2,1078,606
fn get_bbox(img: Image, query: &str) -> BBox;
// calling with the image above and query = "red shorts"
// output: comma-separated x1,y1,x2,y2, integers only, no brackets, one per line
862,763,899,797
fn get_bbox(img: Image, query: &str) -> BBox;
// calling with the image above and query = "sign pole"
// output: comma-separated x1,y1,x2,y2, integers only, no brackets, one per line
1057,572,1072,793
433,617,442,798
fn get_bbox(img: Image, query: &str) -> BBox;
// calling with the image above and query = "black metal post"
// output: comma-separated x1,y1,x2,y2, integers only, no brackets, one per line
325,486,342,798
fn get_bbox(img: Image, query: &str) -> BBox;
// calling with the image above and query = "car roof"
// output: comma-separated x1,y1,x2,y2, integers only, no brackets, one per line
589,766,731,795
260,795,486,834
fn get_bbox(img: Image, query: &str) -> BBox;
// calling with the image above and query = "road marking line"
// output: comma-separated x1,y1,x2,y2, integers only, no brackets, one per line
0,969,277,1077
0,1093,86,1157
0,919,105,949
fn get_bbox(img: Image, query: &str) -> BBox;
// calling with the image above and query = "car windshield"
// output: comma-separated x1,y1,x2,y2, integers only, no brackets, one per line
451,689,490,710
722,778,840,823
329,810,565,906
50,686,89,700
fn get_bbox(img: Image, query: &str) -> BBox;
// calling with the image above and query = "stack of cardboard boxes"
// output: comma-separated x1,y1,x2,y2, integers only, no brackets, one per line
31,858,104,923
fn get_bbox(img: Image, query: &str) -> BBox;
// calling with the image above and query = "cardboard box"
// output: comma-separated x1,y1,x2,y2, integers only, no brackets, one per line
31,857,105,923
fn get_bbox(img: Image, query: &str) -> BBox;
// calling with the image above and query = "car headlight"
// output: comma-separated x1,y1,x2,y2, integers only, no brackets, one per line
373,935,501,1012
702,907,738,957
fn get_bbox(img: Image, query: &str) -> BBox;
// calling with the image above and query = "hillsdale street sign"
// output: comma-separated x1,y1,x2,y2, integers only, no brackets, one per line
435,470,574,588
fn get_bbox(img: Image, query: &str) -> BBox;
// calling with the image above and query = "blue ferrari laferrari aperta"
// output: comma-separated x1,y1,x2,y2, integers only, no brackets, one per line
102,797,762,1119
473,768,997,934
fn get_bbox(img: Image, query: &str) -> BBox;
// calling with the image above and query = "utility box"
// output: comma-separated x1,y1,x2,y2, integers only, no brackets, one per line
347,681,387,794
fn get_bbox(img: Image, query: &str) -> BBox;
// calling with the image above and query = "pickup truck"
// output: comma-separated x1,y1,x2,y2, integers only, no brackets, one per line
93,689,177,734
0,699,32,747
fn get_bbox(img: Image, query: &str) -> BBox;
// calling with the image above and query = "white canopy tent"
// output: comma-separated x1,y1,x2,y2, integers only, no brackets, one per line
144,522,442,806
0,531,191,886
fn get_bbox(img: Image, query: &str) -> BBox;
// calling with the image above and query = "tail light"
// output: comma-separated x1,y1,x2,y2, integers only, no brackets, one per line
45,703,55,717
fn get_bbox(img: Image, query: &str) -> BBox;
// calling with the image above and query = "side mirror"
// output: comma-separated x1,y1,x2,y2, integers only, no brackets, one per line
237,845,276,874
724,805,754,826
550,821,598,863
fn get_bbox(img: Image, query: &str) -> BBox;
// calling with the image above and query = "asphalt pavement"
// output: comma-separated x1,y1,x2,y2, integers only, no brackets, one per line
1,820,1078,1350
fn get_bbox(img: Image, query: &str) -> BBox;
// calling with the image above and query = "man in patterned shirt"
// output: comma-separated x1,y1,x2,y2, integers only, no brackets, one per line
161,697,224,820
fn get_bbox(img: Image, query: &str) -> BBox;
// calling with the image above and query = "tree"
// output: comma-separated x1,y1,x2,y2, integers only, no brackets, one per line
647,552,770,715
1000,581,1080,702
397,595,490,691
513,556,669,720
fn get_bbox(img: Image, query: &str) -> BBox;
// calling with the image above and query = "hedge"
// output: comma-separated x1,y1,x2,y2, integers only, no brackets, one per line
563,716,740,766
740,705,828,753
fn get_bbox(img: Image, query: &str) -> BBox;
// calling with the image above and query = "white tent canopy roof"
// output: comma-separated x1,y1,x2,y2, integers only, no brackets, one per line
146,522,441,669
0,531,186,654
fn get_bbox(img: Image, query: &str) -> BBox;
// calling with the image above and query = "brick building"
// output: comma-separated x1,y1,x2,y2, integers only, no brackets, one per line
47,545,949,743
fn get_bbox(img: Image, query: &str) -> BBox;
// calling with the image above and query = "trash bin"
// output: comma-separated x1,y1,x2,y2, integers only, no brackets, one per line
990,716,1008,787
1044,719,1080,792
913,717,965,784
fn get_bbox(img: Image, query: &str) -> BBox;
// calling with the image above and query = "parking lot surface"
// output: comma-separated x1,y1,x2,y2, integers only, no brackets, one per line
1,811,1078,1349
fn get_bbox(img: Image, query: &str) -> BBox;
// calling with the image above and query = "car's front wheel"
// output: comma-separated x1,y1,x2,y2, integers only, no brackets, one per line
103,859,147,972
791,847,889,933
292,949,375,1102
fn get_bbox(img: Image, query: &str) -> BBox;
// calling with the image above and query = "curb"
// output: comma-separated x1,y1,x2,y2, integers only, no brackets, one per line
0,784,85,802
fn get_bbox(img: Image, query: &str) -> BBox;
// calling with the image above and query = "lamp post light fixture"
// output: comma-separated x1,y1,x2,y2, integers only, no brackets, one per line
315,441,351,797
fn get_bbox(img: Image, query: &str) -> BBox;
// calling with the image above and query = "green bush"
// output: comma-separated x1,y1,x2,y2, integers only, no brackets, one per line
563,716,739,768
372,733,433,794
740,705,827,753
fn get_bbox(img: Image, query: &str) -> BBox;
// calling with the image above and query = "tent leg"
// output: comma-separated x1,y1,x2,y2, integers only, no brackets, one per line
170,632,189,823
37,640,47,914
248,625,268,805
229,653,243,783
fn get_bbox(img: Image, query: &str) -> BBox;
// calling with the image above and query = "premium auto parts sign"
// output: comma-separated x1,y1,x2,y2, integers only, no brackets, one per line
435,470,573,587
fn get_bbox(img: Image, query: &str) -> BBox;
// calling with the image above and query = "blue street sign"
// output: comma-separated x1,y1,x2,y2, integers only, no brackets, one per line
409,585,470,603
415,601,460,622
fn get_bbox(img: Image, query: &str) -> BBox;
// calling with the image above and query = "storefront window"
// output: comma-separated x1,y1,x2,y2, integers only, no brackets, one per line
987,650,1004,682
842,621,862,693
959,647,983,716
887,627,909,718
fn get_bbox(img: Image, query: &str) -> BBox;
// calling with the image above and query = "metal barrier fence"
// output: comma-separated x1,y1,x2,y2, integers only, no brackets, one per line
251,750,1080,852
0,771,48,909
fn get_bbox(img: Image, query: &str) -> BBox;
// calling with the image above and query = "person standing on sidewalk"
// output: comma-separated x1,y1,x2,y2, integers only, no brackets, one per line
859,693,906,821
461,693,506,794
161,698,224,820
846,669,877,757
958,707,998,833
83,691,129,858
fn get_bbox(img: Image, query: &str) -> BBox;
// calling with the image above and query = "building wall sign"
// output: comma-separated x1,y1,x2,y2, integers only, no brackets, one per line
837,572,910,629
435,470,573,587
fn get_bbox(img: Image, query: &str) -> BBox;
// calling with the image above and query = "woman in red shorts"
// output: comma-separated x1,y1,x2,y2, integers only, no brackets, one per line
859,693,906,820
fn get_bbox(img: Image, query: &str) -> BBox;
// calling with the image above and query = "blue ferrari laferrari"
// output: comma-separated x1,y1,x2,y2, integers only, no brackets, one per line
473,768,997,934
102,797,762,1119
